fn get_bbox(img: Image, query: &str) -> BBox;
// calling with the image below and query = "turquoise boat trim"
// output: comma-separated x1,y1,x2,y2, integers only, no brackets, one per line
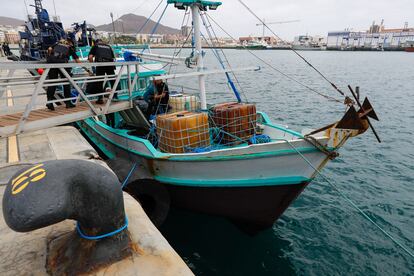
265,123,304,138
80,118,326,162
132,70,166,78
153,175,311,187
81,122,116,159
80,118,165,159
257,111,272,124
257,111,303,138
168,0,222,8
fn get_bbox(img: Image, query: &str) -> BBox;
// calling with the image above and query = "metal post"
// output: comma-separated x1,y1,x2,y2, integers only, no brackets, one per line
104,65,124,114
262,18,265,38
16,68,50,134
110,12,117,45
191,4,207,110
59,68,98,114
127,65,132,107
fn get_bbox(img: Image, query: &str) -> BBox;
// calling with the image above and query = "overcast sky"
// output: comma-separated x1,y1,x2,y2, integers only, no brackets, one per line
3,0,414,39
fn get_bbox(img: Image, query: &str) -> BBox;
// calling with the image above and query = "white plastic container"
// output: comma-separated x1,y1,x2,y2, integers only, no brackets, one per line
169,94,201,112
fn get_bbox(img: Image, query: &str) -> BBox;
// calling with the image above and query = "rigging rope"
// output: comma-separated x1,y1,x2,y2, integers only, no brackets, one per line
237,0,347,98
136,0,164,35
280,138,414,259
203,13,249,102
153,8,192,116
199,12,245,103
199,32,242,102
143,3,169,54
205,13,342,103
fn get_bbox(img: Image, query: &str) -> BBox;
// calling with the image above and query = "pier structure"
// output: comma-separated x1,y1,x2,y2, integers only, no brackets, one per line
0,59,142,138
0,57,193,275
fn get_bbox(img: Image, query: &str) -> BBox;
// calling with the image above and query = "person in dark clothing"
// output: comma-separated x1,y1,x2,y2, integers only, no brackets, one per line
46,39,83,110
6,43,12,56
3,43,11,56
143,79,170,118
88,39,117,127
87,39,116,104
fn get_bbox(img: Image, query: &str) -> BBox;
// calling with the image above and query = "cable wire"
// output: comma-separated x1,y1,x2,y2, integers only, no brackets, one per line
205,13,342,103
280,138,414,259
136,0,165,35
237,0,347,98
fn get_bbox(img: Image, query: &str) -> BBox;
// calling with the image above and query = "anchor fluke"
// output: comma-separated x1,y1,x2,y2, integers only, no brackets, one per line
336,105,367,131
359,97,379,121
347,85,381,143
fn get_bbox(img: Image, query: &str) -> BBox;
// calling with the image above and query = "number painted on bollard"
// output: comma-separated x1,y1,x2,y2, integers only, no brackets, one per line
11,164,46,195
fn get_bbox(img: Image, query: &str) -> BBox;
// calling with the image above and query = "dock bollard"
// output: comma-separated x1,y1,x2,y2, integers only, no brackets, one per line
2,160,132,275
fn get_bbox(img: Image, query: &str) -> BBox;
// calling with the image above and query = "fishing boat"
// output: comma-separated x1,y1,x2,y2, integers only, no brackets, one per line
236,40,268,50
292,35,325,51
78,0,379,231
405,41,414,52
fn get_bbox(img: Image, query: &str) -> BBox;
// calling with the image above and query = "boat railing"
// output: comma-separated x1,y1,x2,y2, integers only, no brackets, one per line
0,61,143,137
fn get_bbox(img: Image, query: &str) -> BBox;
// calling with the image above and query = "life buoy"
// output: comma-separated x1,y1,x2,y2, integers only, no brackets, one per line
125,179,170,227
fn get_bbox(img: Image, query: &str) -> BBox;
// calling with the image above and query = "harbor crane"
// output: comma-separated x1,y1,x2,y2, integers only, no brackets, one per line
256,19,300,38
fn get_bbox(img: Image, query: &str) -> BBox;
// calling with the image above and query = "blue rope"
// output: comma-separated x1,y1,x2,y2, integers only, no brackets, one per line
200,27,242,102
136,0,164,35
76,216,129,240
121,162,138,189
249,134,271,144
142,4,169,54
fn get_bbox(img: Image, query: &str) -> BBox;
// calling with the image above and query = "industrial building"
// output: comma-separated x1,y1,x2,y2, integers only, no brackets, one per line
327,21,414,51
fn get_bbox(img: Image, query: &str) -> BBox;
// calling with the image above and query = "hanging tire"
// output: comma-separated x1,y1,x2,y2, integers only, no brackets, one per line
125,179,170,228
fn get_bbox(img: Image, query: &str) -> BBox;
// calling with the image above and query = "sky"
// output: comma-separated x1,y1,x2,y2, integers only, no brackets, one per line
2,0,414,40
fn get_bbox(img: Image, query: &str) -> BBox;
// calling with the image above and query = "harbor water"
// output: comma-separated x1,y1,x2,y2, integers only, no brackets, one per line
154,49,414,275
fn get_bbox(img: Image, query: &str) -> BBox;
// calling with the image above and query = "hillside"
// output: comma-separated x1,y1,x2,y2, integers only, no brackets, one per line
95,13,180,34
0,16,24,27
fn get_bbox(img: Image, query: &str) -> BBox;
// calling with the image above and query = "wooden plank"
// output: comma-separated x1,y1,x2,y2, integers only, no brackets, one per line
7,135,19,163
6,88,19,163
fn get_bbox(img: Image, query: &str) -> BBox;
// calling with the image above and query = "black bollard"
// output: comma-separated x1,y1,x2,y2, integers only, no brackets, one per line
2,159,132,275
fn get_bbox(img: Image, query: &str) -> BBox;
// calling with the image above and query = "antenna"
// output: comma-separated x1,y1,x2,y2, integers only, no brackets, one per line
404,21,408,30
53,0,57,17
23,0,29,17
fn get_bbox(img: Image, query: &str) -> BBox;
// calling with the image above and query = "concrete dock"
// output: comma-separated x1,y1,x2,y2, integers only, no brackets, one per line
0,61,193,275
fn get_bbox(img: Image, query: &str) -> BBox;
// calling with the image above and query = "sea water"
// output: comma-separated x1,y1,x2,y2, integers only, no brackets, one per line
154,49,414,275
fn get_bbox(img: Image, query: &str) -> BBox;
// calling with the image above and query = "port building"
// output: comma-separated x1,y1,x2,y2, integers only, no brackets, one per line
327,21,414,50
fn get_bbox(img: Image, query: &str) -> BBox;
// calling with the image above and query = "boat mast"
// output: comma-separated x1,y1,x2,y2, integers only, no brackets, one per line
169,0,222,110
190,4,207,109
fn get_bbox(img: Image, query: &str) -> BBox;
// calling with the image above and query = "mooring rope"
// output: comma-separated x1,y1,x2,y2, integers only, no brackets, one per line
76,216,129,240
121,162,138,189
277,138,414,259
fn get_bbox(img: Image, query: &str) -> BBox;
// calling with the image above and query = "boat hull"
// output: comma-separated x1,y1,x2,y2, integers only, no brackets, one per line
77,117,331,230
164,181,308,232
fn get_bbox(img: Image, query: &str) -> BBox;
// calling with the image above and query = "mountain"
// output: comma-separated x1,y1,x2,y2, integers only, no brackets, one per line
0,16,24,27
95,13,180,34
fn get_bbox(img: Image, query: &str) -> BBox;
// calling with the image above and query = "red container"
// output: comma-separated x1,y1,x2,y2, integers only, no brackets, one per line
211,102,256,144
